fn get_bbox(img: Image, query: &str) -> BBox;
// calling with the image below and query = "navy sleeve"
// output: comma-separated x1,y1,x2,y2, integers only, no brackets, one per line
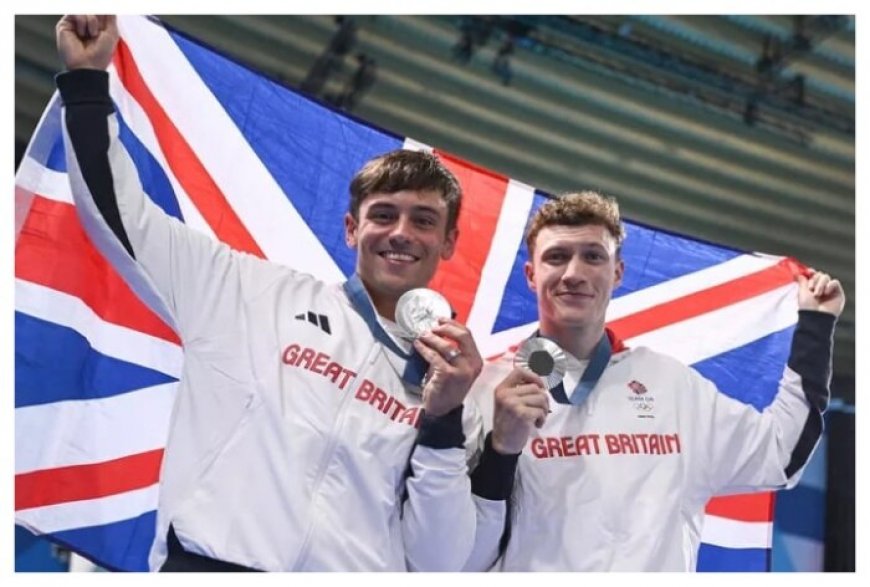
56,69,135,258
784,309,836,477
470,432,519,500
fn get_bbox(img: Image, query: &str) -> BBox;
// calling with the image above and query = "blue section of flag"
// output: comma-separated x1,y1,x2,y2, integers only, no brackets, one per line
116,108,184,221
49,511,157,572
45,137,66,173
492,191,548,333
697,544,770,572
15,313,177,408
15,525,68,572
692,325,795,411
22,98,66,173
168,29,403,276
617,221,742,296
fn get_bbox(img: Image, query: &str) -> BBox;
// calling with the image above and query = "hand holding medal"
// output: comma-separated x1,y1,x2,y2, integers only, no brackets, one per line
491,364,550,455
513,337,568,389
398,288,483,416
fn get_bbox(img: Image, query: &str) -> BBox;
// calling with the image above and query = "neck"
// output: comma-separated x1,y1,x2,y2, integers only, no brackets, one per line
374,298,397,322
539,320,604,360
359,276,398,321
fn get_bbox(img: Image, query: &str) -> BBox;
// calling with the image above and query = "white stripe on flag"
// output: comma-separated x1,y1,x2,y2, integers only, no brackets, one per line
16,382,176,473
701,513,773,550
16,156,73,204
402,137,432,152
15,484,160,534
608,254,783,321
118,16,343,281
627,283,798,365
467,179,535,354
107,64,217,241
15,279,183,378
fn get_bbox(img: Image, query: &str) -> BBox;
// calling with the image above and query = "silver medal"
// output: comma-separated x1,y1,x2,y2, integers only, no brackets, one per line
514,337,568,389
395,288,452,339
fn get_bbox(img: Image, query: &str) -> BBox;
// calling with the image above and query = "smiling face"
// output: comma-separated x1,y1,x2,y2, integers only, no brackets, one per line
345,189,457,319
525,224,624,337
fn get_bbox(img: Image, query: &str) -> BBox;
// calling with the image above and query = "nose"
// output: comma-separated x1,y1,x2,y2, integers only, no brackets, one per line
388,214,414,245
561,255,586,287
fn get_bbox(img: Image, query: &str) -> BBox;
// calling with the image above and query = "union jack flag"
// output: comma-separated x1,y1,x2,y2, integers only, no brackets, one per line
15,15,800,571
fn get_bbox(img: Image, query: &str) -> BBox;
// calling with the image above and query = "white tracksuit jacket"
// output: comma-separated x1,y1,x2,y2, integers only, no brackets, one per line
57,69,481,572
465,318,834,571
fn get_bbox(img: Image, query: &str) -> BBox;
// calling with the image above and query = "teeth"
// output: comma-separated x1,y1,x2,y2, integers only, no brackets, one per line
382,252,416,262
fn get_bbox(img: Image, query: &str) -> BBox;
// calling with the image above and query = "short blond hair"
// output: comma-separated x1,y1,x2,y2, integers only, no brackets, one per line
526,191,625,255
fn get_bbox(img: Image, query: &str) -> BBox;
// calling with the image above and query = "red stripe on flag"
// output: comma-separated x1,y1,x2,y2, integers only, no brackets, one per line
429,151,509,323
607,259,795,340
705,492,775,523
113,40,265,258
15,195,181,345
15,449,164,510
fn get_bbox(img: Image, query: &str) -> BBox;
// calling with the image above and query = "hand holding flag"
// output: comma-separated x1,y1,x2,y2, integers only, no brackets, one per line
56,15,118,71
797,270,845,316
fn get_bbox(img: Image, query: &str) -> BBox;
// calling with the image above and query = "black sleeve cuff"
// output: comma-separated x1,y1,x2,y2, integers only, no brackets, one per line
416,405,465,449
470,432,519,501
56,69,112,108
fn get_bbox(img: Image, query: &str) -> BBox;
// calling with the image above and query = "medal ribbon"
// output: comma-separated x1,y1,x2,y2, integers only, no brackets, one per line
343,274,429,386
538,332,612,406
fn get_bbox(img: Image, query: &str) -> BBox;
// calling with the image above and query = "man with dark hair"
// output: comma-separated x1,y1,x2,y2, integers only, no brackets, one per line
55,15,483,571
465,191,844,571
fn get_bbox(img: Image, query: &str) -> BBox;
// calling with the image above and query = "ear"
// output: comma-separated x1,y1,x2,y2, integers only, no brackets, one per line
344,213,359,248
524,259,536,292
439,228,458,260
614,257,625,290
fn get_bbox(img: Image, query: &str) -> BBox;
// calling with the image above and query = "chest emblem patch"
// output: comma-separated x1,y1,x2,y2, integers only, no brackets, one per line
626,380,655,418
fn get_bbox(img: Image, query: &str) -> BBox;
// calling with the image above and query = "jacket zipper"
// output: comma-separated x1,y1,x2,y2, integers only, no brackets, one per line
290,342,380,569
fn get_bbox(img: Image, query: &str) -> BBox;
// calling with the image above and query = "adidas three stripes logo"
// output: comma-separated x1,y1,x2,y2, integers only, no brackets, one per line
295,311,331,334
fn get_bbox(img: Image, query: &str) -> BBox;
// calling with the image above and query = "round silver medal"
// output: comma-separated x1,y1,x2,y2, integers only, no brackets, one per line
395,288,452,339
514,337,568,389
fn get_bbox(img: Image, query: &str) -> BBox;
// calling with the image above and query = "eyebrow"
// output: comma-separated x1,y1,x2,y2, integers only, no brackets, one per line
367,202,442,216
542,241,608,251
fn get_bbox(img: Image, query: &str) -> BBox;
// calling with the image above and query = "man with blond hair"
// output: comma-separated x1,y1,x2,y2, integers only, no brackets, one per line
464,191,844,571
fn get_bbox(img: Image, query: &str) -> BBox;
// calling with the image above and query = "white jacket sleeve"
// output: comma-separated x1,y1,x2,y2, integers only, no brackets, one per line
689,310,835,499
402,399,484,571
58,69,257,345
461,435,514,571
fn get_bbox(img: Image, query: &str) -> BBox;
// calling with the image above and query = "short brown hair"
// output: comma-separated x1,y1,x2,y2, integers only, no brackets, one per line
526,191,625,255
349,149,462,232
